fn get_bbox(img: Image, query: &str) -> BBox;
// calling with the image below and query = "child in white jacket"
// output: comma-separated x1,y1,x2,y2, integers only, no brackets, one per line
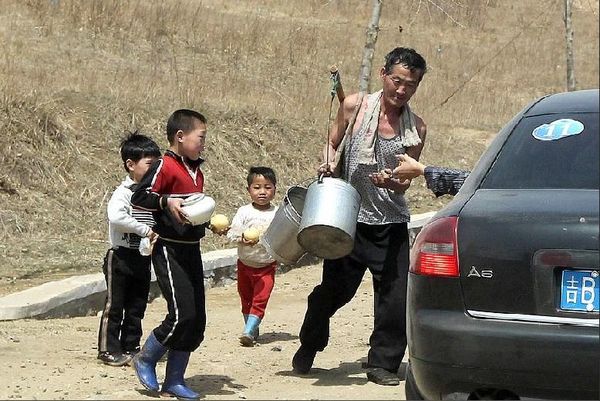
97,132,161,366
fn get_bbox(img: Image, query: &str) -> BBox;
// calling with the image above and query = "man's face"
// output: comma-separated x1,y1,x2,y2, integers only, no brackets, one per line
380,64,423,109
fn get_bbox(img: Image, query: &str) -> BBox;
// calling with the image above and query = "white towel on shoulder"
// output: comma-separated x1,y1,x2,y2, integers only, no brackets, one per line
356,90,421,165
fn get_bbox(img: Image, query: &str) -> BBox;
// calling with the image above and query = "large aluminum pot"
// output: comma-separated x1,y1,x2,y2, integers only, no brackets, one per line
261,185,307,265
297,177,361,260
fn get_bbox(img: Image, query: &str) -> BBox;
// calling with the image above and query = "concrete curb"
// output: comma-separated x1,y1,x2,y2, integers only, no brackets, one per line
0,212,435,321
0,248,239,321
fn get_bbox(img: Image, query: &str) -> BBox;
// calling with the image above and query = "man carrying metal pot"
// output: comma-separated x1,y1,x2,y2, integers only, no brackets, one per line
292,47,428,386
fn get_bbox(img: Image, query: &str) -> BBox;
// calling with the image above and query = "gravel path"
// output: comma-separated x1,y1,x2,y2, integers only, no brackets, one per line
0,263,407,400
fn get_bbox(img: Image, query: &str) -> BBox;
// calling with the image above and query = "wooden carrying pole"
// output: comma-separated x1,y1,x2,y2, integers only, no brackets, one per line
329,65,345,102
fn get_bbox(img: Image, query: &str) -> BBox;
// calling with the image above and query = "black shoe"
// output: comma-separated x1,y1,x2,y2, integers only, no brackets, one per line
292,345,316,374
123,348,140,358
366,367,400,386
97,351,130,367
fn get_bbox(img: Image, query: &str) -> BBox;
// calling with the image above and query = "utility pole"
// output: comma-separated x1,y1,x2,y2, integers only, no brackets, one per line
563,0,576,91
358,0,382,94
330,0,382,177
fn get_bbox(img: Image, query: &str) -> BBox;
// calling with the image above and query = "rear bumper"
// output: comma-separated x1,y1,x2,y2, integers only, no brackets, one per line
407,276,600,400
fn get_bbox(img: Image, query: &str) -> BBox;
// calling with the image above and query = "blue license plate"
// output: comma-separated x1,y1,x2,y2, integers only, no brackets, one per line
560,270,599,312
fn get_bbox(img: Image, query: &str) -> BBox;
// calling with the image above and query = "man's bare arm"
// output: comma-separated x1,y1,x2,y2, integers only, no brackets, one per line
320,92,362,173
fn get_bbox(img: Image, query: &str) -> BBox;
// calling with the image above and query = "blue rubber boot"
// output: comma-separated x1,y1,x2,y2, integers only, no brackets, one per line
161,350,200,400
239,314,261,346
242,313,259,337
132,332,168,392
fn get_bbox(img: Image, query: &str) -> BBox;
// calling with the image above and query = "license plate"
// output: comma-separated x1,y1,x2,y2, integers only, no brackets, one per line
560,270,599,312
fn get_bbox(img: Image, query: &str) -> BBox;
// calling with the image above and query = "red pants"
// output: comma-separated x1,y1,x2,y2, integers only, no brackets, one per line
237,260,277,319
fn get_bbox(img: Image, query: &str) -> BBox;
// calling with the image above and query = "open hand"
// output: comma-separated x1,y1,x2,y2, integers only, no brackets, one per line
392,154,426,180
369,169,410,193
369,169,394,188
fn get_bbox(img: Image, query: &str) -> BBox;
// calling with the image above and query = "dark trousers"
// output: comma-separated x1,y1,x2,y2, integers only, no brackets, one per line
98,247,151,354
298,222,409,372
152,239,206,352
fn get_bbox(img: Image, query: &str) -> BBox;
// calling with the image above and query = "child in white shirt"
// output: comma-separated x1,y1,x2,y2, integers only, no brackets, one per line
227,167,278,346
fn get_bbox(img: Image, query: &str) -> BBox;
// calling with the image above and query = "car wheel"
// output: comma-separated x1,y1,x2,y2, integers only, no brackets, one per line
404,361,424,400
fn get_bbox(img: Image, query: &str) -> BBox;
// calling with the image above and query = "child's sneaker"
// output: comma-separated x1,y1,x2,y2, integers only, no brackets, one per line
97,351,130,367
239,333,255,347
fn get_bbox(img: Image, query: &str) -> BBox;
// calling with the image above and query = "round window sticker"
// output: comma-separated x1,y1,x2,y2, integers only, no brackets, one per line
532,118,584,141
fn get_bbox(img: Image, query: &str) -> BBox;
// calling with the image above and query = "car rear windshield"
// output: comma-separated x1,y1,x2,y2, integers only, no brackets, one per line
481,112,599,189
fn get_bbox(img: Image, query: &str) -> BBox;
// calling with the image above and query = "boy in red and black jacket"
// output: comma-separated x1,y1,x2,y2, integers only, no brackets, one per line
131,109,218,400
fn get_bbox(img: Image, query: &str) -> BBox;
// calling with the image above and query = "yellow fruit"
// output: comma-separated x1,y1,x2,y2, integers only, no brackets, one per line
243,227,260,242
210,214,229,231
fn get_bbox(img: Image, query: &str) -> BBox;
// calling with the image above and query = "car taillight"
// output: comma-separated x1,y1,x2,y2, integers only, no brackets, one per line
410,216,459,277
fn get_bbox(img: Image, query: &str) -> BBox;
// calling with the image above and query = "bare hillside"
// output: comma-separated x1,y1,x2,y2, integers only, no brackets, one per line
0,0,598,295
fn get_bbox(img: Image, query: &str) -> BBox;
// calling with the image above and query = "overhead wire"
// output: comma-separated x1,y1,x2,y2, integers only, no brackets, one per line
437,0,560,108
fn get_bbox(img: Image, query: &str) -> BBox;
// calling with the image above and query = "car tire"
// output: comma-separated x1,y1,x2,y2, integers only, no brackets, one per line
404,361,425,400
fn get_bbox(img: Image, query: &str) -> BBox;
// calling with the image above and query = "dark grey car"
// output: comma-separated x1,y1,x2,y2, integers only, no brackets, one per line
406,89,599,400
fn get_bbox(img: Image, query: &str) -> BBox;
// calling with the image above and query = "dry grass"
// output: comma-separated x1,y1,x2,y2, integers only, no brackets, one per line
0,0,598,294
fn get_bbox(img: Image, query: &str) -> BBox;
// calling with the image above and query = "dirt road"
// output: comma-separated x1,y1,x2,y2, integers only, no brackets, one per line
0,262,408,400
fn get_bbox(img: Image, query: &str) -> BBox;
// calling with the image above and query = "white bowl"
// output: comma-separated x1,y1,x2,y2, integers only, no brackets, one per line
181,194,216,226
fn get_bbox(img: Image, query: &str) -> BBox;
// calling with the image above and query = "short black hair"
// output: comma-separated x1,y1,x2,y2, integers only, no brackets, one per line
166,109,207,144
384,47,428,81
119,131,161,172
247,166,277,187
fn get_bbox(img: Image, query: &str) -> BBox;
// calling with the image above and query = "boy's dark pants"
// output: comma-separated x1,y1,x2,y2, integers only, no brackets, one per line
151,239,206,352
98,247,151,354
298,222,409,373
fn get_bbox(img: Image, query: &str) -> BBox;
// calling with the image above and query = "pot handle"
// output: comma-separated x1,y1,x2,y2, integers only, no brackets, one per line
294,176,318,187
